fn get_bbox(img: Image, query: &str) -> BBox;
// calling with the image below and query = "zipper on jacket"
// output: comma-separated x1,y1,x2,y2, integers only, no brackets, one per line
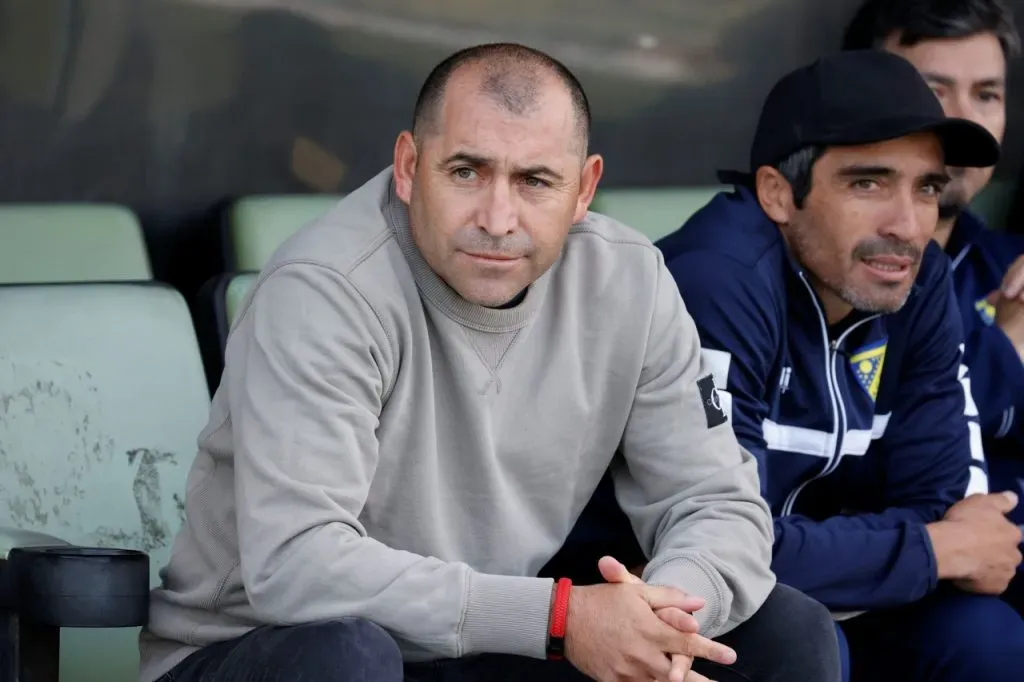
782,273,879,516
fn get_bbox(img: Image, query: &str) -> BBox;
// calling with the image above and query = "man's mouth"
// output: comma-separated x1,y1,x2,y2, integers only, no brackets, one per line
861,255,913,282
461,251,525,266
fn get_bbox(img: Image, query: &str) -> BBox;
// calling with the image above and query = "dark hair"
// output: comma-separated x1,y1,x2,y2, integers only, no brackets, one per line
842,0,1020,59
411,43,592,150
774,145,826,209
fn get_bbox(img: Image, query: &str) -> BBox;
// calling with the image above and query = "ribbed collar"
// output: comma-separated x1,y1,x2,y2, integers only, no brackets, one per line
383,175,552,333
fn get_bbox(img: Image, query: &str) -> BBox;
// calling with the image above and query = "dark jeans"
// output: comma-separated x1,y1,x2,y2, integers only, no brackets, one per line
158,583,840,682
839,587,1024,682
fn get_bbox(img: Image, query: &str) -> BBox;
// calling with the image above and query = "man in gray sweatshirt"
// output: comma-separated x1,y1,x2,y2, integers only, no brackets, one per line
140,43,840,682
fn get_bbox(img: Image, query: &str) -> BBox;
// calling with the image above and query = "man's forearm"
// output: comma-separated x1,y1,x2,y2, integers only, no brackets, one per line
241,524,556,660
772,512,939,610
925,520,974,580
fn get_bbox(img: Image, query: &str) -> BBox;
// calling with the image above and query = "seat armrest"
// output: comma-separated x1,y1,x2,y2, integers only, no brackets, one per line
0,527,149,628
0,528,70,557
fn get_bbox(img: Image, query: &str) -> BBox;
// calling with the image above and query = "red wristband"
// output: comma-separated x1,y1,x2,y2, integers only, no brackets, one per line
547,577,572,660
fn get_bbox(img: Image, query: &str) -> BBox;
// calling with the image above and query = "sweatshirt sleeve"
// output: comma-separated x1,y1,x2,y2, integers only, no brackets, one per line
226,263,554,660
612,252,776,639
962,322,1024,441
664,250,973,612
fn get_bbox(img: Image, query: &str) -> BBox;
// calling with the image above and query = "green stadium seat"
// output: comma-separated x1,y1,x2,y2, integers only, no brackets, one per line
0,203,151,283
592,187,723,243
0,282,211,682
228,195,343,271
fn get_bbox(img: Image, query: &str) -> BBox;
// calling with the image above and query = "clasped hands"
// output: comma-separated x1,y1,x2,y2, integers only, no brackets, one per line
562,556,736,682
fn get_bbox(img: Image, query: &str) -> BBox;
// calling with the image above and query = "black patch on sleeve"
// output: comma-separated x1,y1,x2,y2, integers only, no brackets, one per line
697,374,728,429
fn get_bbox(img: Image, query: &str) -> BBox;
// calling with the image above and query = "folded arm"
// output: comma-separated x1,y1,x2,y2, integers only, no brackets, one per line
613,254,775,638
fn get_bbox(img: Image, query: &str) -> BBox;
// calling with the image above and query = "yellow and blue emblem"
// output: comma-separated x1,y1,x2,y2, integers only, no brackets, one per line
849,338,886,402
975,297,995,326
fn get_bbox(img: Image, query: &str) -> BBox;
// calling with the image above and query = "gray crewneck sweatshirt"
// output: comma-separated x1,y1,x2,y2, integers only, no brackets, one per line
139,168,775,682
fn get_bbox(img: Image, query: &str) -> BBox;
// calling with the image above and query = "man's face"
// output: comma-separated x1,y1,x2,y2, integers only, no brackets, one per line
765,134,948,320
393,68,602,308
883,32,1006,222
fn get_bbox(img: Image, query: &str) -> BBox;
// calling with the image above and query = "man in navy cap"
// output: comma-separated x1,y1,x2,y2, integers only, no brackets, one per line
843,0,1024,617
652,49,1024,681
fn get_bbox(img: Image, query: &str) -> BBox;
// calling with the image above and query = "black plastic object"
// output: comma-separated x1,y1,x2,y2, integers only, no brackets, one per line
6,546,150,628
1,543,151,682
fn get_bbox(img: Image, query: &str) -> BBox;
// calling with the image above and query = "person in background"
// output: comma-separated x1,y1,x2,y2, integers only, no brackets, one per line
842,0,1024,616
656,48,1024,682
137,42,840,682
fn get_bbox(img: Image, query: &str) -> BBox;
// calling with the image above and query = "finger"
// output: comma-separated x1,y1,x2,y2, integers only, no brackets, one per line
668,654,693,682
635,645,673,681
657,630,737,666
987,289,1001,306
645,585,707,613
995,490,1019,513
686,636,737,666
1004,261,1024,298
655,606,701,633
598,555,643,585
1006,276,1024,300
684,672,716,682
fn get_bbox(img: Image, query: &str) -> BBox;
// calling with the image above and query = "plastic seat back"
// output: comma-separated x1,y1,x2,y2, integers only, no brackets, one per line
0,204,151,283
0,283,211,681
228,195,342,271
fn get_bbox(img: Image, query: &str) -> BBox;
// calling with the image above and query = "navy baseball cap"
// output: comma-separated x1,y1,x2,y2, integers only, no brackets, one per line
718,49,1000,185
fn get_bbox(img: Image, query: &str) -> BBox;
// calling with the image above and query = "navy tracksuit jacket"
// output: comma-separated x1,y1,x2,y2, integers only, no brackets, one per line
654,186,986,611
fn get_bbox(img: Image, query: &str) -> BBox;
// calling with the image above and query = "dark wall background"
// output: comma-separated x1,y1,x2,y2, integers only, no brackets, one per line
0,0,1022,298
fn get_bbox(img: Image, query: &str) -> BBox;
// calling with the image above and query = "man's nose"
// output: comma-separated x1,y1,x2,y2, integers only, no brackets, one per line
478,179,518,237
880,188,929,243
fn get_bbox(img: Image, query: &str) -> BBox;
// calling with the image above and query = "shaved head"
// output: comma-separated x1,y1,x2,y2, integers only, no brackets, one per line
392,42,604,309
412,43,591,154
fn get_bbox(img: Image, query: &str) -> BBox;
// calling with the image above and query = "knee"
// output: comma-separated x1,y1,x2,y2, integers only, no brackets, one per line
901,589,1024,679
750,584,842,680
272,618,403,680
766,584,837,646
930,595,1024,680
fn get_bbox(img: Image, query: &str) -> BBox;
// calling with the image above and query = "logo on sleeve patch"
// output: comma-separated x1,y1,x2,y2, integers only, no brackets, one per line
697,374,728,428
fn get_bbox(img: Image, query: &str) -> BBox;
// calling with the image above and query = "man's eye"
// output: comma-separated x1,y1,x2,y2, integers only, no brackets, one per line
523,176,548,188
453,167,476,180
851,179,879,191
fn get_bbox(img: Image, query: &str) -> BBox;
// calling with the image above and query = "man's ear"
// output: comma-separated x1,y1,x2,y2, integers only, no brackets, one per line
755,166,797,224
393,131,418,204
573,154,604,224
